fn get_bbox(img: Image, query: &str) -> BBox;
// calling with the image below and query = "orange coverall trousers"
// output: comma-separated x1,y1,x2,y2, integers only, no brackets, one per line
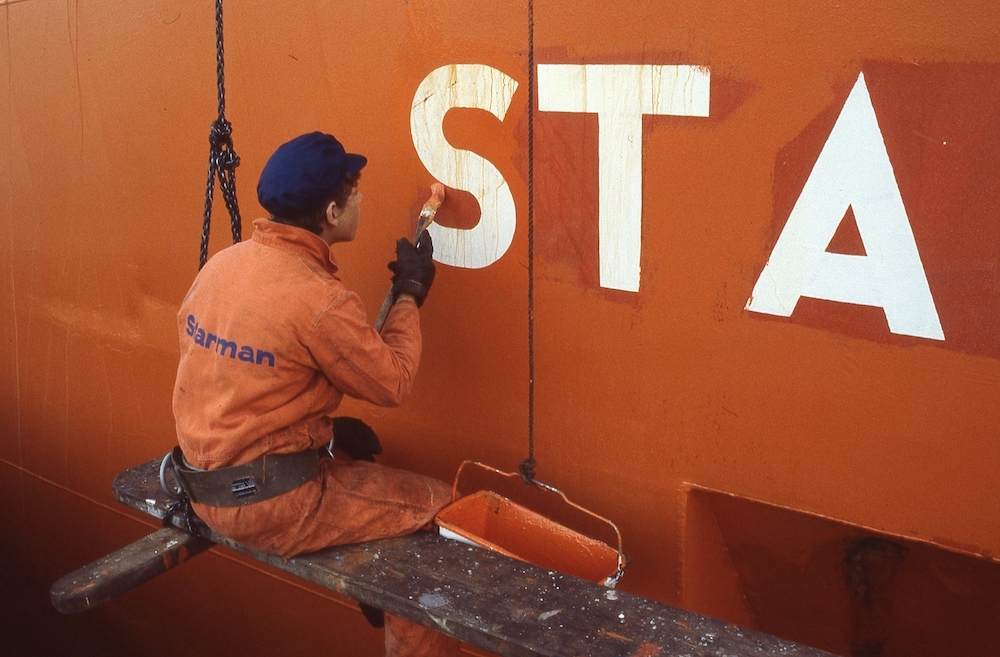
194,457,460,657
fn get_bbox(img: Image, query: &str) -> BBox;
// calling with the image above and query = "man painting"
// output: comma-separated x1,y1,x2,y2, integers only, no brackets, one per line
172,132,459,657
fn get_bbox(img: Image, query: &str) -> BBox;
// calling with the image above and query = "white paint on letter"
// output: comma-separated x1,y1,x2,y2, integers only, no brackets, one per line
746,73,944,341
410,65,518,269
538,64,711,292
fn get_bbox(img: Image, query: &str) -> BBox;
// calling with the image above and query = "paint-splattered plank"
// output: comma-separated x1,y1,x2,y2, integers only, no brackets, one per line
50,526,213,614
90,457,836,657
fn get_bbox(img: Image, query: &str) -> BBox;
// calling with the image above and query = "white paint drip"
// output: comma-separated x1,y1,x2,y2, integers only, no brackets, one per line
418,592,450,609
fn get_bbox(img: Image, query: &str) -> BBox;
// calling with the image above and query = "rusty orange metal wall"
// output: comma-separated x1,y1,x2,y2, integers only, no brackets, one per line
1,0,998,654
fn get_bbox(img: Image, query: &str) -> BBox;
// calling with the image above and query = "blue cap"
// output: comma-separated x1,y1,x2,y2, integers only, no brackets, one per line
257,132,367,216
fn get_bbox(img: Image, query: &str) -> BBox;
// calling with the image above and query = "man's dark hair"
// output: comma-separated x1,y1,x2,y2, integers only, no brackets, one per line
271,172,361,235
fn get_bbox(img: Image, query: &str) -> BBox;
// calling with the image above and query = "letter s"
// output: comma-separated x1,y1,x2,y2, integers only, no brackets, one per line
410,65,518,269
186,315,196,336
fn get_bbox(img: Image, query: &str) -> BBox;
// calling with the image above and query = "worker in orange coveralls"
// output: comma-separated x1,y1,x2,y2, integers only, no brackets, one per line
171,131,460,657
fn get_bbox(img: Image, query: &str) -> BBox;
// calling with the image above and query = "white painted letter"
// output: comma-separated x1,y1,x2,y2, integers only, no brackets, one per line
746,73,944,341
538,64,711,292
410,65,518,269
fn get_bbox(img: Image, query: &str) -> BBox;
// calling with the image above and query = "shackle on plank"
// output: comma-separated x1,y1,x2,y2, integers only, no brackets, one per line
158,448,202,536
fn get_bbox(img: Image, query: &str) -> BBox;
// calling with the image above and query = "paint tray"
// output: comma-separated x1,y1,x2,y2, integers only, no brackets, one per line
435,461,627,587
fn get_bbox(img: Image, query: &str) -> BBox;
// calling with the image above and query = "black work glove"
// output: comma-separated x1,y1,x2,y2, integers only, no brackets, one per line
330,417,382,462
388,231,435,307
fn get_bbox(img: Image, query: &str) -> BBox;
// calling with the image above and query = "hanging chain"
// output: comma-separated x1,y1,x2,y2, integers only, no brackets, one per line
200,0,242,270
518,0,537,485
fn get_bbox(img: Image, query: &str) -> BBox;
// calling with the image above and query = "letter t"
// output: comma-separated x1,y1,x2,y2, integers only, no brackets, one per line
538,64,710,292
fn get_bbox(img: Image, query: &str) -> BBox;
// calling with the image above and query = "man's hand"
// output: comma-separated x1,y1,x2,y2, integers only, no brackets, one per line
388,231,435,307
330,417,382,462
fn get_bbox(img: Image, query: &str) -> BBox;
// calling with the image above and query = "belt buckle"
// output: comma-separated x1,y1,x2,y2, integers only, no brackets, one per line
230,476,259,500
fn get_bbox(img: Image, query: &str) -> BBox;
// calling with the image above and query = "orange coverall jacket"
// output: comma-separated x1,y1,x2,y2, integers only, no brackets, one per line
173,217,421,471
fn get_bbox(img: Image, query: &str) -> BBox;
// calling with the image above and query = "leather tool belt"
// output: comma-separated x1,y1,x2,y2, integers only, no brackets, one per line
163,446,320,507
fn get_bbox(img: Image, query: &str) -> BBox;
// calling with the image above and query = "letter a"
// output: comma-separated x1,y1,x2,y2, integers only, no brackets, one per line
746,72,944,341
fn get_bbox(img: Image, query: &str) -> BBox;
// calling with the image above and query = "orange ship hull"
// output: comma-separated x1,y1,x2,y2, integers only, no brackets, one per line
2,0,999,654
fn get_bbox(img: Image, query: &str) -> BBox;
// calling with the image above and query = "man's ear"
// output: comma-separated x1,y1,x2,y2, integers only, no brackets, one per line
326,200,339,225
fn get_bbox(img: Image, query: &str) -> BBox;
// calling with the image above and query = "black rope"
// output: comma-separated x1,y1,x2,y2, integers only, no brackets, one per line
519,0,537,485
200,0,242,270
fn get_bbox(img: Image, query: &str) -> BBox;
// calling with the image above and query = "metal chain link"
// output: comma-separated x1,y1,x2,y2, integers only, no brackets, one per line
200,0,242,270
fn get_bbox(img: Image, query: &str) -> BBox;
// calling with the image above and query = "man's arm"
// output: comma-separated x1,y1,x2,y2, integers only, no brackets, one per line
310,233,433,406
310,290,422,408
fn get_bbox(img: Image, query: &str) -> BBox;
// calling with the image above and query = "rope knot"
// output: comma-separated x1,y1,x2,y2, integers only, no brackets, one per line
209,119,240,171
209,118,233,148
518,457,537,484
216,148,241,171
200,0,242,271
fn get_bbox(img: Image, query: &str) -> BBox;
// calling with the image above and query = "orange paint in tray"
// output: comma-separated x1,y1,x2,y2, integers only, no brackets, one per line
435,461,627,587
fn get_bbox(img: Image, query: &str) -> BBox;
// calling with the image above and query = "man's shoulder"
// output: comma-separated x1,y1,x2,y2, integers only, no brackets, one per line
208,238,334,279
